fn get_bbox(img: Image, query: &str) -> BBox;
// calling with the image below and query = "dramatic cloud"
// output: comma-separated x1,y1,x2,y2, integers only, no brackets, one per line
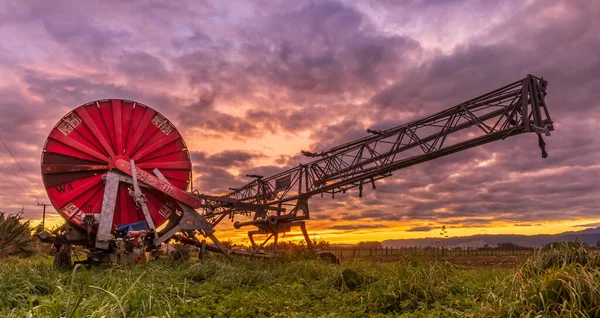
406,226,435,232
0,0,598,242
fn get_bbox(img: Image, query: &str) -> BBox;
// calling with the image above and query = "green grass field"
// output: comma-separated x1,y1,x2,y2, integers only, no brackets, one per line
1,244,599,317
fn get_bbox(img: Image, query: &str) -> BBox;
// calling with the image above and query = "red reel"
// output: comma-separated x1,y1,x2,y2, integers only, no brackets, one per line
41,99,191,231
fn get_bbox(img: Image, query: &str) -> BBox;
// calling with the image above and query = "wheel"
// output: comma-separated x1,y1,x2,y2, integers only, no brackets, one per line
317,251,339,264
53,246,72,270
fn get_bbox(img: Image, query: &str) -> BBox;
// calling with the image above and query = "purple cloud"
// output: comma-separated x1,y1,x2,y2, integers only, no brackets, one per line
0,0,597,239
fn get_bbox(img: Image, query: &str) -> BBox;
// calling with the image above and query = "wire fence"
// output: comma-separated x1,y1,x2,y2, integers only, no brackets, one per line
328,246,536,259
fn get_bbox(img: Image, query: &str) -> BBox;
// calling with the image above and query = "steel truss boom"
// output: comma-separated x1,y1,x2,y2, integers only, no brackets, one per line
223,75,553,216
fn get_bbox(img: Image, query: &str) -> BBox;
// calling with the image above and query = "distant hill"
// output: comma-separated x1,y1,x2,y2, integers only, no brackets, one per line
382,227,600,248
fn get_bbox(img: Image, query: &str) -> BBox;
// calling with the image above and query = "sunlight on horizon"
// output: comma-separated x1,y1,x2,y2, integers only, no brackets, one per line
30,212,600,245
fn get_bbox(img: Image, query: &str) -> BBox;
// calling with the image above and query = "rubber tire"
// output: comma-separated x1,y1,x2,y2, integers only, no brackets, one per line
53,248,72,270
317,251,339,264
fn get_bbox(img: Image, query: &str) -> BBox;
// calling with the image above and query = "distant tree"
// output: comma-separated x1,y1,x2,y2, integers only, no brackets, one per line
265,238,329,251
497,242,524,250
477,243,490,250
439,225,449,252
596,240,600,249
356,241,383,249
311,238,330,249
440,225,448,238
274,240,300,251
267,240,306,251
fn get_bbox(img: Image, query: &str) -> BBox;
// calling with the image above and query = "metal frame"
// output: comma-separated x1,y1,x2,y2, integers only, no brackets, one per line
191,75,553,247
225,75,552,209
44,74,554,260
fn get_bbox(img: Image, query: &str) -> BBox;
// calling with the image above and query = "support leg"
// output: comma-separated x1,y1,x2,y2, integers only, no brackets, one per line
251,233,273,257
273,232,279,257
131,160,158,239
299,222,313,249
96,172,119,250
248,232,257,250
199,240,206,260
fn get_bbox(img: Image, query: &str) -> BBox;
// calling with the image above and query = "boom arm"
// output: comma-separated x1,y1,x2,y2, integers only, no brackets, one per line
222,75,552,214
114,74,553,256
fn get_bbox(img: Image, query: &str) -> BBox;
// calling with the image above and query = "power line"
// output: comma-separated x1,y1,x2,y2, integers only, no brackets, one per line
0,151,40,200
0,137,40,191
0,139,42,201
0,157,31,198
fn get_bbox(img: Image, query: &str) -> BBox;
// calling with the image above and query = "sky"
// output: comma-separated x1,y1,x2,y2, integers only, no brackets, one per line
0,0,599,244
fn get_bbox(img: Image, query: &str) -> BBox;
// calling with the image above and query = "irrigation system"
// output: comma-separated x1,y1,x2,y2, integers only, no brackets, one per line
37,75,554,265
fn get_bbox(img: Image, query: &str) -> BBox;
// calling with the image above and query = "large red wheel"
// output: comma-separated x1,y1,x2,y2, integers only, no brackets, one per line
41,99,191,231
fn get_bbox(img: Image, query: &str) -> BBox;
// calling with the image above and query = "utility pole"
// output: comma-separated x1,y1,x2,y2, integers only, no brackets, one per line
37,202,49,230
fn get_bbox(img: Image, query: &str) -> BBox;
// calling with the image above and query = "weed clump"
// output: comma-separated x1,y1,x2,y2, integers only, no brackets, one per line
0,211,32,258
335,268,367,290
491,241,600,317
366,260,459,313
184,259,218,282
520,241,595,277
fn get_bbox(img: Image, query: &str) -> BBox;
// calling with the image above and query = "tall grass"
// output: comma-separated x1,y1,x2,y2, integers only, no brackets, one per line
0,245,598,317
489,241,600,317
